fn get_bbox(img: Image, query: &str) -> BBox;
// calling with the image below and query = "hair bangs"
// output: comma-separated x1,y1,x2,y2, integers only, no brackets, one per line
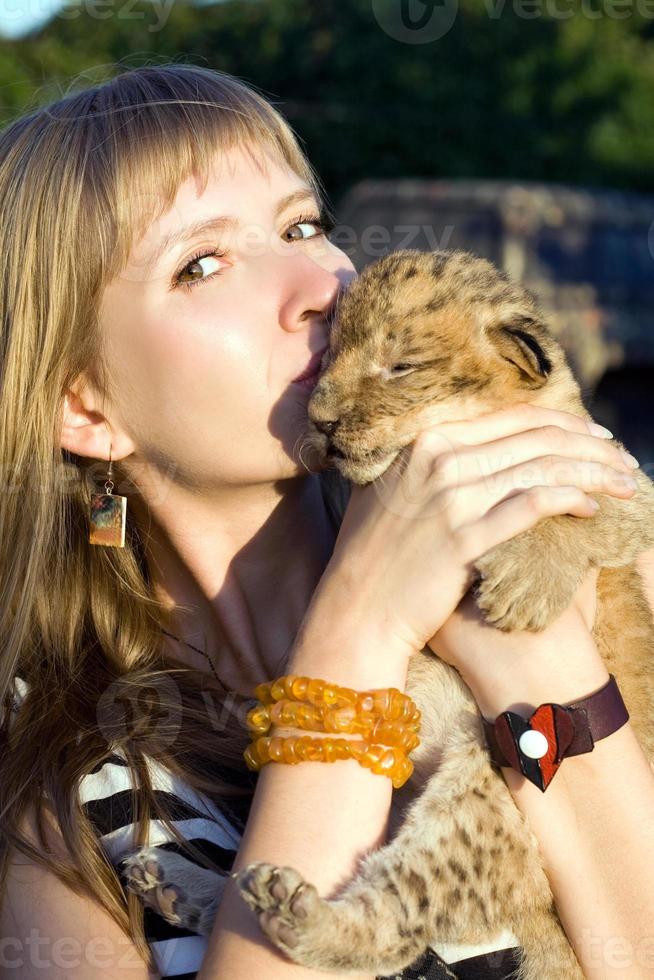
76,64,324,285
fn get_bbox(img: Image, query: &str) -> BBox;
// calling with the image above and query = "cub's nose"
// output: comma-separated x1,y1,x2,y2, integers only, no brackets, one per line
313,419,340,437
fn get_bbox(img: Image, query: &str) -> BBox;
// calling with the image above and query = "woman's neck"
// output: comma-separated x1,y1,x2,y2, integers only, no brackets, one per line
133,472,337,694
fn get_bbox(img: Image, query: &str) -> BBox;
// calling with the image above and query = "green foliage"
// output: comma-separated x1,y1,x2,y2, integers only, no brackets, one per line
1,0,654,202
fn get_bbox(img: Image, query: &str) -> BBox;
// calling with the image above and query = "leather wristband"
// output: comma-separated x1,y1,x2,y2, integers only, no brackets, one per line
482,673,629,792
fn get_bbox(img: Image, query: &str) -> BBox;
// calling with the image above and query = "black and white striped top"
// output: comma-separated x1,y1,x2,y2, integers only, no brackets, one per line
76,748,523,980
78,749,239,979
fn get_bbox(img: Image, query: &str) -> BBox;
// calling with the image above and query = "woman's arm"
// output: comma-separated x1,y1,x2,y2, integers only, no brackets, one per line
495,713,654,980
0,808,160,979
198,574,414,980
200,404,641,977
440,578,654,980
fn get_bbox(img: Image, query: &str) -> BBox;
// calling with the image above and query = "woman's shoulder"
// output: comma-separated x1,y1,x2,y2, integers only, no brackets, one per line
12,666,248,864
7,673,243,867
7,677,247,977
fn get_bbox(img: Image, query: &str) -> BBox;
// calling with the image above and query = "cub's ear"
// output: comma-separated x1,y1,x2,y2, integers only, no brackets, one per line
491,317,552,388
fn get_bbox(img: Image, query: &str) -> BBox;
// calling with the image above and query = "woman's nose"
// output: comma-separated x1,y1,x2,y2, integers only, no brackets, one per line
277,254,354,334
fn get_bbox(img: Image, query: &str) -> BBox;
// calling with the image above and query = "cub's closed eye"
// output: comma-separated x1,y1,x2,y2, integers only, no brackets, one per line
391,363,416,373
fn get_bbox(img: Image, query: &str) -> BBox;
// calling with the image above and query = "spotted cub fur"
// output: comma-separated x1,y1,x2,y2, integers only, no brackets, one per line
124,250,654,980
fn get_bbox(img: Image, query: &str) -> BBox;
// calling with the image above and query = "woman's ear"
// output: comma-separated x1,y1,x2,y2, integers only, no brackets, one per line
491,317,553,388
59,376,134,462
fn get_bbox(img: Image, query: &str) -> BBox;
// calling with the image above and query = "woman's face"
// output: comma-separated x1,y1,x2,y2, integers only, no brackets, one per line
96,144,356,494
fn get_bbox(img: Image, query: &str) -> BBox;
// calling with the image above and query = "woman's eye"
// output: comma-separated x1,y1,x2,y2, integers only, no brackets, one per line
174,251,227,290
282,214,334,243
171,212,334,292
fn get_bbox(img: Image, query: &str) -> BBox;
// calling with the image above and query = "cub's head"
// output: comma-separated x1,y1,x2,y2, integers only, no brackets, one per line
306,248,574,484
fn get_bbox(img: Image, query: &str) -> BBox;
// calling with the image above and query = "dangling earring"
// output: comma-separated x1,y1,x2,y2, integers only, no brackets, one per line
89,439,127,548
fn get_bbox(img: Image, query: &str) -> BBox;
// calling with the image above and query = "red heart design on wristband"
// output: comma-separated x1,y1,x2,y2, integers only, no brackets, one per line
493,703,576,791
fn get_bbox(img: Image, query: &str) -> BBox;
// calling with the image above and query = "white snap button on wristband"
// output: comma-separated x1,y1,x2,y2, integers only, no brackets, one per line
518,730,549,759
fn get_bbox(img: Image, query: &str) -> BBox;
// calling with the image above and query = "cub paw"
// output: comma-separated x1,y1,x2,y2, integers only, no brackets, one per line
122,847,185,926
474,540,579,632
232,861,324,957
122,846,222,936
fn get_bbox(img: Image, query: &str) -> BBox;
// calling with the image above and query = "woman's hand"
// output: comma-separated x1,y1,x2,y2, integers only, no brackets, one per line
328,401,637,660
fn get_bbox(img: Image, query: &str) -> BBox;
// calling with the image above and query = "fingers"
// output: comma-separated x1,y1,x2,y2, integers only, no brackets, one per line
416,402,614,448
427,426,637,485
446,455,637,525
455,486,599,562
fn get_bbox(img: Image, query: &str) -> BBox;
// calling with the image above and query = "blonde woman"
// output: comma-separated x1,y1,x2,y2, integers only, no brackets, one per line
0,63,653,980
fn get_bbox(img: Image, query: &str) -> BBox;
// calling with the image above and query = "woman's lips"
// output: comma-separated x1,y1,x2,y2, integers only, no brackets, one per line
292,369,321,392
292,348,327,384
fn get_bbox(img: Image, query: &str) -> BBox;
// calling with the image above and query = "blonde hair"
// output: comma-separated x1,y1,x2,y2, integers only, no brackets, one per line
0,60,347,964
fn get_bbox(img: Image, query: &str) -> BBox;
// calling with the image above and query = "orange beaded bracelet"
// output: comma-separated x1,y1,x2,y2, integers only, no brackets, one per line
243,733,414,789
253,675,420,724
245,699,421,752
243,675,421,789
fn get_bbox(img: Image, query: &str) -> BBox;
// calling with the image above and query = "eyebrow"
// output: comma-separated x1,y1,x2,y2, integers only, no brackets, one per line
147,188,320,268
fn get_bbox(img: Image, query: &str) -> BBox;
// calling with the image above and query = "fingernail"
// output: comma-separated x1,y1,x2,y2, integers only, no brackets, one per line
620,451,640,469
588,498,600,510
588,422,614,438
617,475,638,489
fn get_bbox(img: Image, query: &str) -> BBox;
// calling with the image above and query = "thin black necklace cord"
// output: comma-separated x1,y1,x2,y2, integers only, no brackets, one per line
161,628,233,695
161,628,290,703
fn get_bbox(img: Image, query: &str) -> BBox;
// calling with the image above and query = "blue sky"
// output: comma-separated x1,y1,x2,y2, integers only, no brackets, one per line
0,0,225,38
0,0,63,38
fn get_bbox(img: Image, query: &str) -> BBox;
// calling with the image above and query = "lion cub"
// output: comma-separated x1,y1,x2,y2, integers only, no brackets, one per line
123,250,654,980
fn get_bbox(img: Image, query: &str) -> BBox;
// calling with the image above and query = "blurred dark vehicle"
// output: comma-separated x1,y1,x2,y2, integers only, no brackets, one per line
335,179,654,469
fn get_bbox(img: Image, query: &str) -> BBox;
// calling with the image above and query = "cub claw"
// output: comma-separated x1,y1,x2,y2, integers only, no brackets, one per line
232,861,323,957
